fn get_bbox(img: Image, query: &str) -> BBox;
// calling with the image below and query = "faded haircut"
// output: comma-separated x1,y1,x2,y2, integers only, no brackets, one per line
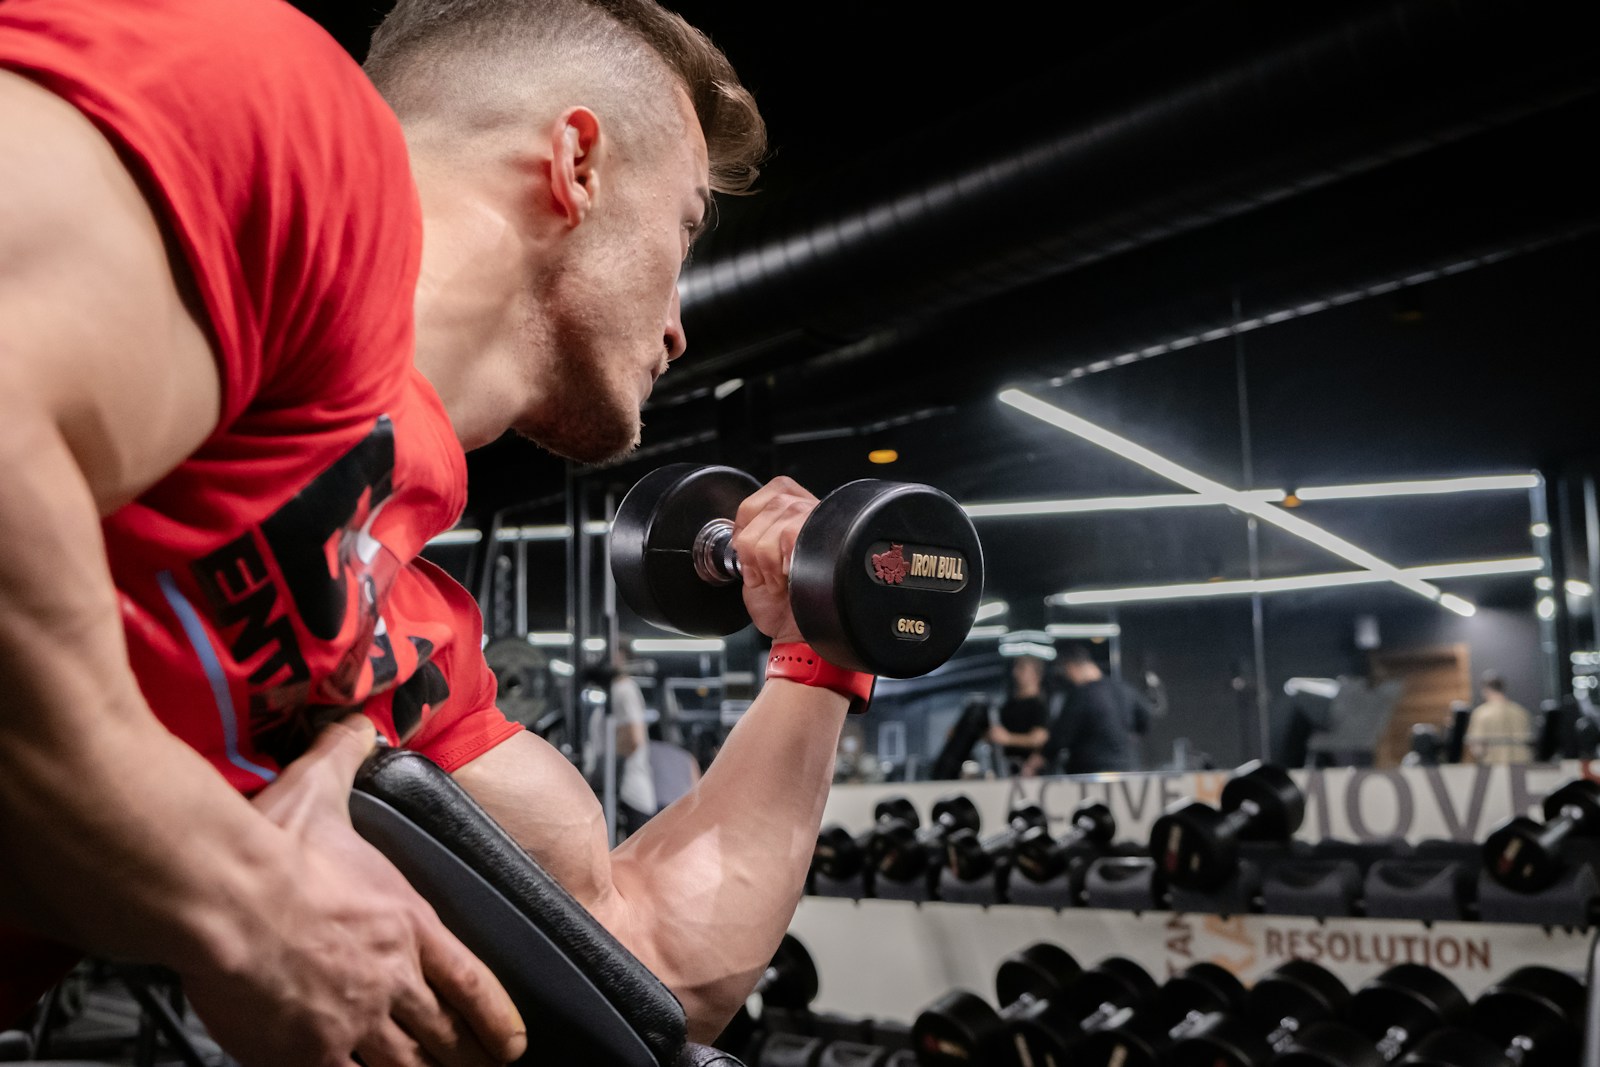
364,0,766,195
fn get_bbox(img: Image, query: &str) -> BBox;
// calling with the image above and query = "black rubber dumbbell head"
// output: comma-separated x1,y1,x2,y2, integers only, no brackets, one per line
1168,959,1349,1067
911,990,1007,1067
944,805,1046,882
1483,778,1600,892
1151,762,1303,890
611,464,763,638
789,478,984,677
993,942,1084,1015
873,795,978,883
814,798,918,881
1220,762,1305,840
1011,956,1158,1064
1011,802,1116,883
755,934,820,1011
1473,966,1584,1066
1396,1027,1516,1067
1273,964,1468,1067
1072,962,1248,1067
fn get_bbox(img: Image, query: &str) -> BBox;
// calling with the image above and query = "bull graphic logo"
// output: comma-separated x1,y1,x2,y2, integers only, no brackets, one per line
873,543,909,585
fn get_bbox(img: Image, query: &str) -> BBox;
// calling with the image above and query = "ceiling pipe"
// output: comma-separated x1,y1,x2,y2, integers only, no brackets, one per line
670,0,1598,397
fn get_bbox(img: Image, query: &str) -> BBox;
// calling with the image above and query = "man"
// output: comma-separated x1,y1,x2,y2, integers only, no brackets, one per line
1025,643,1150,776
1464,672,1533,765
987,654,1051,773
0,0,860,1062
583,647,657,835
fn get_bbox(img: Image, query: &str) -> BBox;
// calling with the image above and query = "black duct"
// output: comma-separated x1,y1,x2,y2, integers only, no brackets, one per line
669,0,1599,398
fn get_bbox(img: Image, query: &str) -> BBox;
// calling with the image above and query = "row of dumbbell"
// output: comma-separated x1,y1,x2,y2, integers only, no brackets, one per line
910,943,1583,1067
811,762,1600,907
735,933,1584,1067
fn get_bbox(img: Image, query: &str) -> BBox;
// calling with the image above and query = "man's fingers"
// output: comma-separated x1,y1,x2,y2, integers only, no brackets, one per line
419,926,526,1063
392,979,504,1067
356,1018,442,1067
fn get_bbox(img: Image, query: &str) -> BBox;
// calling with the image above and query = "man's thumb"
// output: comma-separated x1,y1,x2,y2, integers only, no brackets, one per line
304,713,380,784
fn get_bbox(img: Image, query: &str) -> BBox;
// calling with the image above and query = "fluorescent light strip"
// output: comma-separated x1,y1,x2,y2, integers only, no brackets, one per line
427,529,483,546
976,601,1009,622
1293,475,1540,500
999,641,1058,660
633,638,725,654
523,633,607,652
1000,390,1457,610
964,625,1010,639
1047,557,1541,610
965,492,1284,518
1046,623,1123,638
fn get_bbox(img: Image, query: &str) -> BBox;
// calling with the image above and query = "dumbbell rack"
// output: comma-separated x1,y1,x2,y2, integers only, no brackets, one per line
790,761,1599,1028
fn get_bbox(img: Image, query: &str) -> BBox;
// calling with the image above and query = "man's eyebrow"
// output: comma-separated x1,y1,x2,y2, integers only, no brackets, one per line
689,187,714,240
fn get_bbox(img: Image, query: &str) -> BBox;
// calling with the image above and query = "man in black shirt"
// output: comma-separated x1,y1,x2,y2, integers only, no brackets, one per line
1026,643,1151,775
989,654,1051,773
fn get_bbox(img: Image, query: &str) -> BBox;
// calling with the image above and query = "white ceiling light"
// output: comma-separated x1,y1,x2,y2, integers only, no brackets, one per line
1536,576,1556,591
1045,623,1122,638
632,638,725,653
965,491,1284,518
999,641,1058,660
964,625,1010,640
1538,596,1557,620
1292,474,1540,500
1568,580,1594,598
1046,557,1539,611
976,601,1009,621
1531,523,1551,538
999,390,1468,613
427,528,484,546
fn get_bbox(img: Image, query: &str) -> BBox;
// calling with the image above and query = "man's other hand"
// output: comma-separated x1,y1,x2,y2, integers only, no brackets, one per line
187,717,527,1067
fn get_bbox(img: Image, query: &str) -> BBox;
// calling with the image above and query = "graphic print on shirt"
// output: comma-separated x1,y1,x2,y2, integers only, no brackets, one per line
187,416,448,764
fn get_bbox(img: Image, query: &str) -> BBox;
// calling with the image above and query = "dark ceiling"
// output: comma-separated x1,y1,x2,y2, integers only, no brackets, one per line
298,0,1599,627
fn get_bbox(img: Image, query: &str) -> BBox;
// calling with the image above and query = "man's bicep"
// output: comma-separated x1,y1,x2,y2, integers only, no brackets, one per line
0,70,219,513
451,731,621,916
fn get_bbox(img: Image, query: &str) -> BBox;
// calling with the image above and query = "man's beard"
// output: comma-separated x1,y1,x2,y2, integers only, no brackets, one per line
515,348,644,466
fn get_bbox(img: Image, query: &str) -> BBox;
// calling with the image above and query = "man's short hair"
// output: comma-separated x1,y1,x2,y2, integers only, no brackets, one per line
1059,642,1095,667
1482,671,1506,694
364,0,766,195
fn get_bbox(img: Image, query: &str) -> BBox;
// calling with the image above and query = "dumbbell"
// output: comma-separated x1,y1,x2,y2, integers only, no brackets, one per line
760,1037,912,1067
1482,777,1600,892
1272,963,1468,1066
1070,962,1248,1067
814,798,920,882
716,933,821,1058
1396,966,1584,1067
943,804,1047,883
871,796,980,885
913,945,1157,1066
610,464,984,678
1149,761,1305,891
1008,953,1159,1065
1010,801,1117,884
1167,958,1350,1067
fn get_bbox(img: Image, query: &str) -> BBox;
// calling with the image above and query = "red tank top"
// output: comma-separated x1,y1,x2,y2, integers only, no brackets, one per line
0,0,521,1020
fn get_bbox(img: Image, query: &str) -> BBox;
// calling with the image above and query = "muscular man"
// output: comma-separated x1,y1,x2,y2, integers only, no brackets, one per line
0,0,851,1062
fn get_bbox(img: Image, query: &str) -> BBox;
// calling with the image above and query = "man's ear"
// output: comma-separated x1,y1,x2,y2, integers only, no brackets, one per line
548,106,602,228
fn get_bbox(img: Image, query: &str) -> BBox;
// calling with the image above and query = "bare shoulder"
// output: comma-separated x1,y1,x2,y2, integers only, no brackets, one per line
0,69,219,513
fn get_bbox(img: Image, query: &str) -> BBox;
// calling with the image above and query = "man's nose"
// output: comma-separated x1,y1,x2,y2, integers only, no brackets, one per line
664,285,687,362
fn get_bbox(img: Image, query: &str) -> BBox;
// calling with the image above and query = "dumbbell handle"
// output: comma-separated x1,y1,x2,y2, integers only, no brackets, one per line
692,519,742,585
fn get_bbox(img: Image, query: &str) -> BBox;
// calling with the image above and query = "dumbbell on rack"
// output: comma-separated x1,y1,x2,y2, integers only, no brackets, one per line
716,934,823,1060
1167,958,1350,1067
1272,963,1468,1066
610,464,984,678
943,805,1046,884
912,943,1157,1066
1070,962,1248,1067
813,798,920,892
871,796,980,897
1396,966,1584,1067
1149,761,1305,893
1010,801,1117,885
1482,777,1600,892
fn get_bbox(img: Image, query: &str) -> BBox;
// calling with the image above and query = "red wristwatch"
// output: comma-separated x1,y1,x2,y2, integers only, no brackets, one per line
766,642,875,715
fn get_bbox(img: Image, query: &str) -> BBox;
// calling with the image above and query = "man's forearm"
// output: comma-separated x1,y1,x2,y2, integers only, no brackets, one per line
0,414,291,979
609,678,847,1038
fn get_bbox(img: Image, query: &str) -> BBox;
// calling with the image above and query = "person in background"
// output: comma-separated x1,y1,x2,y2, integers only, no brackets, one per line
988,654,1051,774
1464,671,1533,765
583,648,657,836
1026,643,1151,776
